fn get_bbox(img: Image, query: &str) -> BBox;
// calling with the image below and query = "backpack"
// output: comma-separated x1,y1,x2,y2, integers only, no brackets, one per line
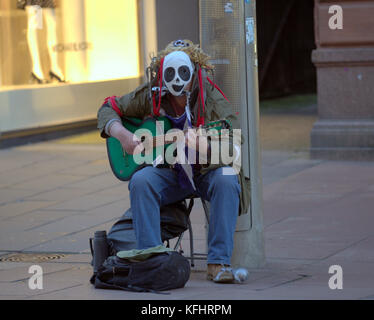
90,250,190,293
105,200,190,254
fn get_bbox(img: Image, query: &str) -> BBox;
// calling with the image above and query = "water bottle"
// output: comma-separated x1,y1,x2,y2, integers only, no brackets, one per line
232,268,249,283
92,230,109,274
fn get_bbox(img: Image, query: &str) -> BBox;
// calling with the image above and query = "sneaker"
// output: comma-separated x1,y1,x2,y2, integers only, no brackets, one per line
207,264,234,283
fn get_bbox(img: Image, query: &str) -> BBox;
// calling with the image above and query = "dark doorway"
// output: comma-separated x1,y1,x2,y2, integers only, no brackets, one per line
257,0,316,99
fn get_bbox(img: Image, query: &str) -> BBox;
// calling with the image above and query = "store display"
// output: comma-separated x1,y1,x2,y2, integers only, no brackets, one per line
24,2,66,84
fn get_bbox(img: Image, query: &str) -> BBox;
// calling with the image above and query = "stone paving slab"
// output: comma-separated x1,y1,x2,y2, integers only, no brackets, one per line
259,113,317,151
16,262,369,300
10,174,85,192
0,263,270,300
0,228,70,252
59,159,110,177
24,187,95,203
1,243,372,300
23,221,116,253
293,261,374,291
1,210,83,233
0,150,56,174
91,183,131,196
261,152,322,186
60,173,123,193
265,213,372,243
0,200,57,221
43,193,123,212
265,237,358,261
325,236,374,263
0,262,72,283
0,188,42,205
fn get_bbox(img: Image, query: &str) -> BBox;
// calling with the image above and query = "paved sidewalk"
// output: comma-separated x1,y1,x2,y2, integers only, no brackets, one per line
1,109,374,300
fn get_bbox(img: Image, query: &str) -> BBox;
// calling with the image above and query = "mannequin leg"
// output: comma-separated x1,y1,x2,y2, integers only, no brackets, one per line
26,5,46,81
43,8,65,82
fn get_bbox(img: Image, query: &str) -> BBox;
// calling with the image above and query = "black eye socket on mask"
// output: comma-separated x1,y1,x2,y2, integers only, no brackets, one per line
178,65,191,81
164,67,175,82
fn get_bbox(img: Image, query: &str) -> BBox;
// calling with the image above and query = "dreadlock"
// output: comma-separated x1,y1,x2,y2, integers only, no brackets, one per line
148,39,226,127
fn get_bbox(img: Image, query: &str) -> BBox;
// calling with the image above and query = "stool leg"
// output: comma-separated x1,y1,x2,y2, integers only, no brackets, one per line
187,216,195,267
174,232,184,252
201,199,210,224
187,198,195,266
187,198,194,215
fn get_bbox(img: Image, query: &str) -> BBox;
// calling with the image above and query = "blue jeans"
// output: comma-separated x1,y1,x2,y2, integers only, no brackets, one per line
128,166,240,265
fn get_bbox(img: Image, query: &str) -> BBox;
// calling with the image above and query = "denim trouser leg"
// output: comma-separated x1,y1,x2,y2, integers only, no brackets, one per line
195,167,241,265
128,167,192,249
128,166,240,265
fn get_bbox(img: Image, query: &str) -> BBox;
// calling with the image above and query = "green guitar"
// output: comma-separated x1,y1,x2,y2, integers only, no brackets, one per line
106,116,231,181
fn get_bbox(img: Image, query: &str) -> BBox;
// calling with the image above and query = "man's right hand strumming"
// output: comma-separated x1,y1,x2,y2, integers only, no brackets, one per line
109,121,144,155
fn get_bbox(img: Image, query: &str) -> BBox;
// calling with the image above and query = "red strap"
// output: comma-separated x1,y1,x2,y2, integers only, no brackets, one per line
197,68,205,127
197,94,202,127
158,58,164,113
152,58,164,117
206,76,229,102
103,96,123,117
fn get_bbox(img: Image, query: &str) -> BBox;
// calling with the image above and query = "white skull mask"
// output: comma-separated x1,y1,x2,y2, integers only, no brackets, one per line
163,51,194,96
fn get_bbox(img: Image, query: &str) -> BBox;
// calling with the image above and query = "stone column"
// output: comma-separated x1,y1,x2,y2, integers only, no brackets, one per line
311,0,374,158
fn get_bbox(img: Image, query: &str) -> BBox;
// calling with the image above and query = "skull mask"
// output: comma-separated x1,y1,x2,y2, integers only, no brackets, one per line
163,51,194,96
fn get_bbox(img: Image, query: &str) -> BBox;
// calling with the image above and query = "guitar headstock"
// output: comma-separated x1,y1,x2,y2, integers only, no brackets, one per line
195,119,232,137
204,119,232,130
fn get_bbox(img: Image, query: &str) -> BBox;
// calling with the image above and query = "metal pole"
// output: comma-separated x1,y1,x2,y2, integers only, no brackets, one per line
199,0,264,269
231,0,265,269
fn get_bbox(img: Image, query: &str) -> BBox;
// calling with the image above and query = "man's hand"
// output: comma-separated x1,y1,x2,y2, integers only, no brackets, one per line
121,132,144,155
185,129,210,155
109,121,144,155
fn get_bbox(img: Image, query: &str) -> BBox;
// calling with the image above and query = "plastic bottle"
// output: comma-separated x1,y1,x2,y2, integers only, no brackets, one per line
232,268,249,283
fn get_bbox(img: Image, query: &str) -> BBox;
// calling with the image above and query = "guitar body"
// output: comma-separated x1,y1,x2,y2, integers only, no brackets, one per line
106,116,173,181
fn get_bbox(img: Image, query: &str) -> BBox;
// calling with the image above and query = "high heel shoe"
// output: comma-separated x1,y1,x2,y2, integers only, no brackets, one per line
30,72,49,84
49,71,66,83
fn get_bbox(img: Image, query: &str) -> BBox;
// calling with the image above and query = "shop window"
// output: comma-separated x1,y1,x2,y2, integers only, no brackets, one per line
0,0,140,88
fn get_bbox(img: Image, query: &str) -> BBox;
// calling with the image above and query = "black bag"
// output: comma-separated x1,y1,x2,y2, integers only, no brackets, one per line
90,251,190,293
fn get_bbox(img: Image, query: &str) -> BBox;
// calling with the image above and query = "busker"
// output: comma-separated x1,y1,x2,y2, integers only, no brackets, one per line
97,39,251,283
